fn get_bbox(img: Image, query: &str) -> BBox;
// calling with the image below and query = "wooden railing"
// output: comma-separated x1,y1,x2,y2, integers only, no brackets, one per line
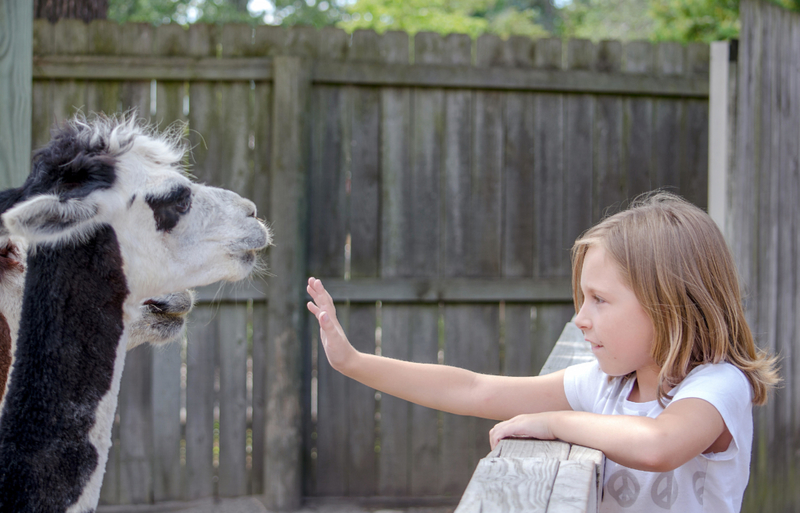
455,321,605,513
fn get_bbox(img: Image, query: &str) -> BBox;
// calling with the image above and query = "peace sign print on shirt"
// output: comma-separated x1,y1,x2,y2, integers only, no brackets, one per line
607,469,640,507
692,471,706,505
651,471,679,509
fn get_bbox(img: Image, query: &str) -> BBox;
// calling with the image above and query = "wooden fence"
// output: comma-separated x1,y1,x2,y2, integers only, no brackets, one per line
0,1,32,187
29,20,710,509
727,2,800,512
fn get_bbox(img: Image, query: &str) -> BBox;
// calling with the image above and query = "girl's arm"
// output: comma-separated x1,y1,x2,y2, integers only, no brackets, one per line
306,277,571,420
489,398,728,472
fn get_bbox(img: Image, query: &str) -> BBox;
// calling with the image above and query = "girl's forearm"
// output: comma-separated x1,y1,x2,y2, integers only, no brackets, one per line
547,411,689,472
341,352,484,416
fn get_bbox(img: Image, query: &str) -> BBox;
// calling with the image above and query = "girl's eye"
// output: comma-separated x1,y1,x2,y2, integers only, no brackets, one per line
593,295,605,304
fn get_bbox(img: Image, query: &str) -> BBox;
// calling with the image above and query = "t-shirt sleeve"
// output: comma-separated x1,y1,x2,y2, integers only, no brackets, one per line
563,360,605,413
669,363,753,461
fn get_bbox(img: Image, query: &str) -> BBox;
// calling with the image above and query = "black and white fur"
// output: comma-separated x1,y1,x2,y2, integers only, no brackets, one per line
0,114,271,512
0,234,196,415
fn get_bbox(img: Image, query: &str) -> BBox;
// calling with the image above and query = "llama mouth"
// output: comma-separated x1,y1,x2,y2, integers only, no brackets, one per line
239,250,257,266
142,290,195,316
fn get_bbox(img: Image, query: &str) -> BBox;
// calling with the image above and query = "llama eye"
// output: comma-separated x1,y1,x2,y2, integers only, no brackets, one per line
175,195,192,214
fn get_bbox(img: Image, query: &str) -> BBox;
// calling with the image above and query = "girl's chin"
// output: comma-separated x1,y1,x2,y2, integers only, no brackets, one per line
595,359,635,378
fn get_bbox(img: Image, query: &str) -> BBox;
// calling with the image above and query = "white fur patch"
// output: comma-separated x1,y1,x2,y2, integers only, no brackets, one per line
65,326,130,513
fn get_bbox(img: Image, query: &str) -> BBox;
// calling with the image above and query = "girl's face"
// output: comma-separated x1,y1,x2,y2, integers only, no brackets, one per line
575,245,657,379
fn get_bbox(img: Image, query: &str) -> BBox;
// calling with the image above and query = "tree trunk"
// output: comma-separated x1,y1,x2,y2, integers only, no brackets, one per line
34,0,108,23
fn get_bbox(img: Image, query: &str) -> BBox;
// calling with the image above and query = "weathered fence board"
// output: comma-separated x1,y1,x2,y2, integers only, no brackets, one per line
457,457,559,512
151,342,182,502
28,21,710,508
728,2,800,512
218,305,249,498
724,1,800,511
0,0,32,189
185,306,217,501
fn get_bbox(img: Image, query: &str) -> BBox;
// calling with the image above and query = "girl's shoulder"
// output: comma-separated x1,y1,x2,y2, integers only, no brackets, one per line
678,362,750,391
671,362,753,417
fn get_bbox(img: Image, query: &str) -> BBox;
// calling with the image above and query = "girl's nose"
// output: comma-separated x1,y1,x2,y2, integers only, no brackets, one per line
574,302,591,331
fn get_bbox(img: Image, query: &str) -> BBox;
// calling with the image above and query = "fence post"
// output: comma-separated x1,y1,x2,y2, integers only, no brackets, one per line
708,40,737,237
264,55,310,511
0,1,32,188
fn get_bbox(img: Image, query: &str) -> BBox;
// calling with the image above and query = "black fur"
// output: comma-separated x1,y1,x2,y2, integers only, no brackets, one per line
145,184,192,232
25,122,119,201
0,118,128,512
0,120,118,238
0,225,128,512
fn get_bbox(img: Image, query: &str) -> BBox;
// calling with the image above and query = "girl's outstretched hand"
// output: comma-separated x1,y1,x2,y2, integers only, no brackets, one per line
489,413,557,450
306,277,359,373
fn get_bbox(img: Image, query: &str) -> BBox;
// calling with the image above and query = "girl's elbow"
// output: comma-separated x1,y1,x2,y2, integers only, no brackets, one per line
635,446,684,473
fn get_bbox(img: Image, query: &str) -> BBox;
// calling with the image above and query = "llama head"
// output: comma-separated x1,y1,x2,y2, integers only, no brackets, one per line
0,233,194,352
0,220,196,414
1,114,271,306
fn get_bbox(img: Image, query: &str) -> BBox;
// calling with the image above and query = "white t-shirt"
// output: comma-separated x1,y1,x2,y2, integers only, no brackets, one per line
563,361,753,513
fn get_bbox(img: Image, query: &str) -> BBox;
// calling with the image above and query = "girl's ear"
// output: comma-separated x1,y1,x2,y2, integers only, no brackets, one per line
1,194,100,246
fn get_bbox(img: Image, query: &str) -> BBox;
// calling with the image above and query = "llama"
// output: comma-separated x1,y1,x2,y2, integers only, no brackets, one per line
0,233,195,413
0,239,22,401
0,114,271,512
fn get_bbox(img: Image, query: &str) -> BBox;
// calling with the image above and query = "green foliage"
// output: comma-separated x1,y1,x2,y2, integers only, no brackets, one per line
108,0,263,25
107,0,788,44
485,7,550,38
559,0,654,41
273,0,347,27
649,0,739,42
767,0,800,11
337,0,550,38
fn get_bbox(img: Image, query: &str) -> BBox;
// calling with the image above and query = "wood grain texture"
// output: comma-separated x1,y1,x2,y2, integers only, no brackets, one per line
264,56,309,510
0,0,32,188
547,460,596,513
151,340,182,502
733,3,800,511
218,305,248,497
455,457,559,513
185,306,217,500
118,345,154,504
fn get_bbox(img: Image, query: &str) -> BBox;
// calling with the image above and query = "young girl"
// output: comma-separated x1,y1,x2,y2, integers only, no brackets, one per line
306,192,778,512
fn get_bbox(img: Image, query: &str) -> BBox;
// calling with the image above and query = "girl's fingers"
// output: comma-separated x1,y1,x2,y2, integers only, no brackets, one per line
319,311,330,328
307,301,320,316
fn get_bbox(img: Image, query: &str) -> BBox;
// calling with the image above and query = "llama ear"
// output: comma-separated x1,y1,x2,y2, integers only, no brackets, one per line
1,194,100,245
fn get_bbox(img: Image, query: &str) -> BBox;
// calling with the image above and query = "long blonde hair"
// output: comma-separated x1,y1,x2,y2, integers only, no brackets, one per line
571,192,779,405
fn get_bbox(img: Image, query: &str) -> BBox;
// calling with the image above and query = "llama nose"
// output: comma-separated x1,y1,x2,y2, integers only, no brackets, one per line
243,199,257,218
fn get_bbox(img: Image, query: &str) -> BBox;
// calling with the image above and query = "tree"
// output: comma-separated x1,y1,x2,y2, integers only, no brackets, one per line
338,0,551,38
35,0,108,22
649,0,738,43
559,0,654,41
107,0,263,25
272,0,348,27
